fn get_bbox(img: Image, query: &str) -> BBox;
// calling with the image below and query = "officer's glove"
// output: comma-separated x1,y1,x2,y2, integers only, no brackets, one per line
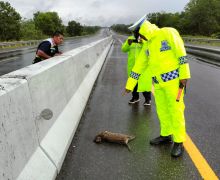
179,79,187,88
128,39,133,45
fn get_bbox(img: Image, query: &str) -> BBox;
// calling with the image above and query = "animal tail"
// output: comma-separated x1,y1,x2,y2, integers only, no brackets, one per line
128,135,136,142
126,144,132,152
126,136,135,152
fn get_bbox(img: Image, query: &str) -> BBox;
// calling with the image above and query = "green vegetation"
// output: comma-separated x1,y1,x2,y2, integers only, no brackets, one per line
111,0,220,38
66,21,83,36
111,24,132,35
33,11,64,36
20,20,46,40
0,1,21,40
0,1,101,41
66,21,100,36
82,26,100,35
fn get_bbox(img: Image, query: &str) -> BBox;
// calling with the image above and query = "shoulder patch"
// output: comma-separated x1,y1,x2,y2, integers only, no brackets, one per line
160,40,171,52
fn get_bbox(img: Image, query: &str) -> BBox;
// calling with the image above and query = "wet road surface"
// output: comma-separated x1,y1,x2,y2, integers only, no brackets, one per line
55,35,220,179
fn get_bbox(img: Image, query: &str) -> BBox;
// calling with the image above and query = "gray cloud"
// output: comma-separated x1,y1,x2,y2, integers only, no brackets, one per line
4,0,190,26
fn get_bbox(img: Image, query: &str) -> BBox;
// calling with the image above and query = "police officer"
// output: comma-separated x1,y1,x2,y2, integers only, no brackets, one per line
121,32,152,105
125,16,191,157
33,31,64,64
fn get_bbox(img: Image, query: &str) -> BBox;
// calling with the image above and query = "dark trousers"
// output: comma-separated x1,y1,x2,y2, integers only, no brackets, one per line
132,84,151,101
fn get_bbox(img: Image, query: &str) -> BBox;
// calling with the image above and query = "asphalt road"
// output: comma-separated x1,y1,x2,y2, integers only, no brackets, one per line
0,29,110,76
56,34,220,179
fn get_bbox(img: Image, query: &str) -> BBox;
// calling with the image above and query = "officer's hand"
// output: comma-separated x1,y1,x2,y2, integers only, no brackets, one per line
122,89,131,96
180,79,187,86
55,52,62,56
128,39,133,45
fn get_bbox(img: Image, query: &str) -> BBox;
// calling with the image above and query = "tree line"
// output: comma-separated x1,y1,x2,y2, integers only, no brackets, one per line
111,0,220,38
0,1,100,41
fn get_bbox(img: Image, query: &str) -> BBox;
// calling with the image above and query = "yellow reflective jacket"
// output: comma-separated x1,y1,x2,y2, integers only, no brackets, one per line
126,21,191,90
122,36,152,92
121,36,142,76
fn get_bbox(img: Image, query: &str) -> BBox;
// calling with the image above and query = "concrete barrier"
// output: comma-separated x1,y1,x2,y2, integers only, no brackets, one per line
0,36,113,180
0,78,39,180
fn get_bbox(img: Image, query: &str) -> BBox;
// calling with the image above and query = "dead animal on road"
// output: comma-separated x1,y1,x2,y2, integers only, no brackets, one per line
94,131,135,151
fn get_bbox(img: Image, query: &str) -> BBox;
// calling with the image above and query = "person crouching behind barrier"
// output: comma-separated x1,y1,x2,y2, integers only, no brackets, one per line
121,31,152,105
124,15,191,157
33,31,64,64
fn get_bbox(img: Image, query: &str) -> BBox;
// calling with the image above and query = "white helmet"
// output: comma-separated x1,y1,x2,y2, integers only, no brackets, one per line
128,14,147,31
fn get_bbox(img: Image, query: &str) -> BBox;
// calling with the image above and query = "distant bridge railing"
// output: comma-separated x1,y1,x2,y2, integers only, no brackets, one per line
0,40,41,49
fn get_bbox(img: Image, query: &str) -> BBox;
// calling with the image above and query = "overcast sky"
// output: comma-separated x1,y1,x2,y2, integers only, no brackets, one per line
4,0,190,26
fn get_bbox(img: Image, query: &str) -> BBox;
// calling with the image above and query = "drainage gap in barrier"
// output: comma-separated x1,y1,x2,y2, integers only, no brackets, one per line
1,75,28,80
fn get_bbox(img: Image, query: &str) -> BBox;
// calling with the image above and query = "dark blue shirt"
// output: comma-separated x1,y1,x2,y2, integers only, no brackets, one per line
37,40,59,57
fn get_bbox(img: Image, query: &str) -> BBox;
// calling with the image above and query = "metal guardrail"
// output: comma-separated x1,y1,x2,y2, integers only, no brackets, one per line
185,44,220,63
183,37,220,44
185,44,220,54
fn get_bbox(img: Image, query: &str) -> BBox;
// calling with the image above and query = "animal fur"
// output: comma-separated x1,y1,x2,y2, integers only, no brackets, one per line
94,131,135,151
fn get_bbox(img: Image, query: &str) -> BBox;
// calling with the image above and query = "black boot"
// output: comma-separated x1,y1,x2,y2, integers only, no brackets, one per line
128,97,140,104
150,135,172,145
171,142,184,157
143,91,151,106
